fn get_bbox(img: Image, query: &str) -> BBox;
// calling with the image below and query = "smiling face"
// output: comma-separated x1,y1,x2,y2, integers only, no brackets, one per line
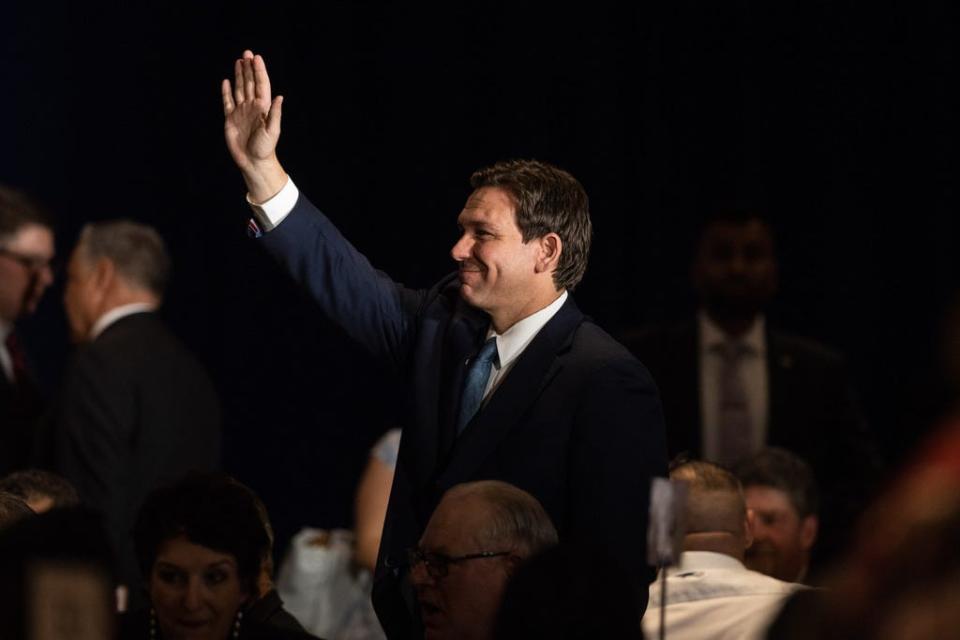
450,187,557,332
0,223,55,323
744,485,817,582
149,535,248,640
411,493,514,640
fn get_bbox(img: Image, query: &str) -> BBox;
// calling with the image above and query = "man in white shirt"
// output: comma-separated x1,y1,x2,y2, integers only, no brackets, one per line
643,460,804,640
42,220,220,606
0,184,56,475
220,50,667,637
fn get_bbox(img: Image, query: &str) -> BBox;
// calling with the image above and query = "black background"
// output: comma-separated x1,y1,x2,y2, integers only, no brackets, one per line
3,1,955,553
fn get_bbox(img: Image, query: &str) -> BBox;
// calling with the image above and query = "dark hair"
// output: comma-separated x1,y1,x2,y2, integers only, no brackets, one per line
0,492,34,530
0,184,53,243
470,160,592,291
132,473,270,595
0,507,116,640
733,447,819,518
78,220,171,297
0,469,80,510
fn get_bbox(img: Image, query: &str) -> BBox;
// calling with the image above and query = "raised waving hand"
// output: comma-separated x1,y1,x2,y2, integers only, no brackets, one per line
222,50,287,202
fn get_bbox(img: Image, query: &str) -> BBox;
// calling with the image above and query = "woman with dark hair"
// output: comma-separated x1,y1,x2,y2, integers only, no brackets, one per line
121,472,319,640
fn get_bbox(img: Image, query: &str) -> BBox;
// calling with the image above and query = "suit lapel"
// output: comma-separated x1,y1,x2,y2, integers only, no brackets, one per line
436,297,584,491
766,330,791,444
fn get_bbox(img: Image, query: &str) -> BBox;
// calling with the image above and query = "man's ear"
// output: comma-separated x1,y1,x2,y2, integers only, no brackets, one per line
799,515,818,551
92,257,115,291
744,508,756,549
535,233,562,274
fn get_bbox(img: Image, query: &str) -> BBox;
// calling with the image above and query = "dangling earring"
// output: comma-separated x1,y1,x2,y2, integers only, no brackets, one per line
233,609,243,638
149,608,157,640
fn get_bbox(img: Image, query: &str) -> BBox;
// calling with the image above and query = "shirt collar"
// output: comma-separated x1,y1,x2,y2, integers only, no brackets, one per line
670,551,748,575
90,303,157,341
698,310,766,356
485,291,568,370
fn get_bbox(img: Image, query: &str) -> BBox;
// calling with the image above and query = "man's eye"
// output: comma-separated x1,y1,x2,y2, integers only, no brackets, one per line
425,553,451,567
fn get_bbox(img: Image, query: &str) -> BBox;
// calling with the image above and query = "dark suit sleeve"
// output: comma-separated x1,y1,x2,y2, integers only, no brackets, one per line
258,193,429,370
567,358,668,593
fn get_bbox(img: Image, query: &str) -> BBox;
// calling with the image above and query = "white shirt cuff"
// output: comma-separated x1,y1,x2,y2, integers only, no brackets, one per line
246,177,300,232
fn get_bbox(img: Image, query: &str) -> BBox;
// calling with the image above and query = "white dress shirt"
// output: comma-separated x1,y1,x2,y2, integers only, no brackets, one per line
480,290,568,404
643,551,803,640
246,176,570,405
699,312,768,461
89,303,158,341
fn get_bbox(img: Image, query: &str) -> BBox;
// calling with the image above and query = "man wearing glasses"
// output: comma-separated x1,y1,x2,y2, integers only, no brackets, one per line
408,481,557,640
0,184,55,475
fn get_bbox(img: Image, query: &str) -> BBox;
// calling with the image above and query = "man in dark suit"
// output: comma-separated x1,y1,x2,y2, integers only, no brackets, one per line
623,210,878,571
0,185,56,476
47,220,220,601
221,51,667,637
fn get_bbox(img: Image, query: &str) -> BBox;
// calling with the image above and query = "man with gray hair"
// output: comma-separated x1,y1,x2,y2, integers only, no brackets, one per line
642,460,804,640
41,220,220,605
410,480,558,640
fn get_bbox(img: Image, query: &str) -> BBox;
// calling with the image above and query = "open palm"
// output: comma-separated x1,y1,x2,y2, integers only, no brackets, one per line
222,51,283,173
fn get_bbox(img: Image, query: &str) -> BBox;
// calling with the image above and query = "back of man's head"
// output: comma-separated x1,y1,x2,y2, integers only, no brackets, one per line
670,460,751,559
0,470,80,514
77,220,170,298
470,160,592,292
444,480,558,557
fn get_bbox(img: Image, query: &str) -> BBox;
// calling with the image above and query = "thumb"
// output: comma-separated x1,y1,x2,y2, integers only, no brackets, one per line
266,95,283,137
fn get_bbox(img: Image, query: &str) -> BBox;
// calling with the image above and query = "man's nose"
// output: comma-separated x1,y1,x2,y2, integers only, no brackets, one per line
36,263,55,288
409,558,433,588
450,234,472,262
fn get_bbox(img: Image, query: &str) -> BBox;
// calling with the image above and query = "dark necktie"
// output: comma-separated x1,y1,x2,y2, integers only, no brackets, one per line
4,331,29,386
456,337,499,435
716,340,753,466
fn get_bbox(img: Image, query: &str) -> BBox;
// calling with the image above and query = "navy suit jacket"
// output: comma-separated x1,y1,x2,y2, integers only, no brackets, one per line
260,195,668,637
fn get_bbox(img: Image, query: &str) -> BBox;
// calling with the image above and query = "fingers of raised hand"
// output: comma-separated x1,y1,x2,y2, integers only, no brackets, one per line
266,95,283,137
233,58,245,106
243,57,256,103
221,79,236,115
253,54,272,104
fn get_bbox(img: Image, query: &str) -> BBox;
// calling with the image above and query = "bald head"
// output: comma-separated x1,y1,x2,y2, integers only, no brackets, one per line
671,461,751,559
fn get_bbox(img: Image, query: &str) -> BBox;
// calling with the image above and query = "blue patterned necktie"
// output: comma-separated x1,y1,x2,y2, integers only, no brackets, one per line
456,337,499,434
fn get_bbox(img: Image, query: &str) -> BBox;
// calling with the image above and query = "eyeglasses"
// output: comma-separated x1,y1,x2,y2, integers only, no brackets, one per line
0,247,55,275
406,547,513,579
